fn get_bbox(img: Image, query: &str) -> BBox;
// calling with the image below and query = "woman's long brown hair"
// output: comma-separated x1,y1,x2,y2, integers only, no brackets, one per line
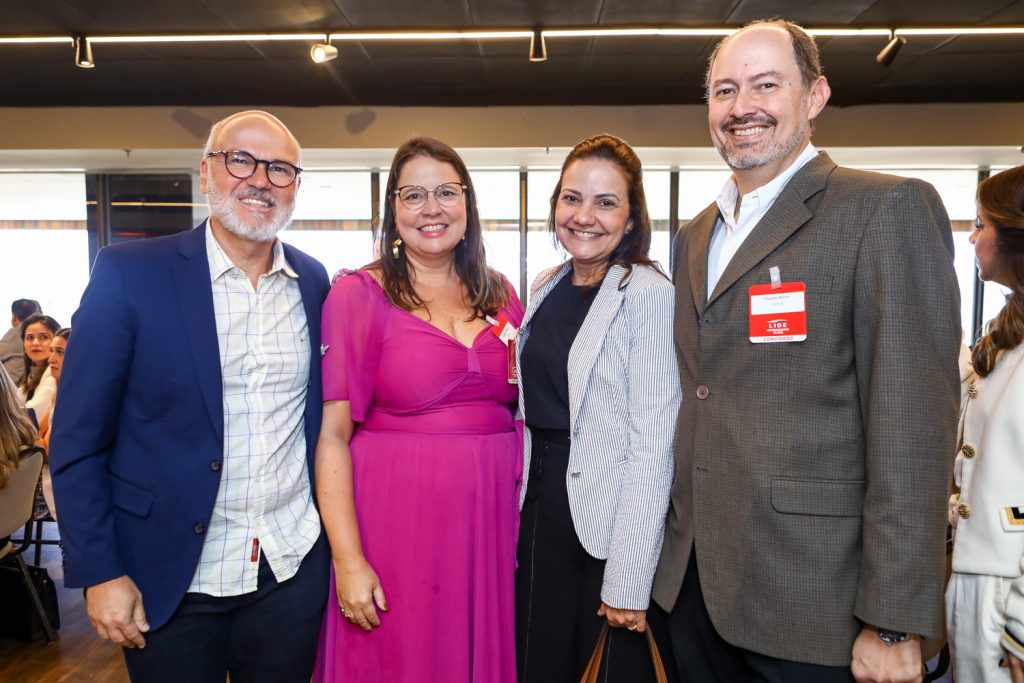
0,365,37,488
971,165,1024,377
368,137,508,319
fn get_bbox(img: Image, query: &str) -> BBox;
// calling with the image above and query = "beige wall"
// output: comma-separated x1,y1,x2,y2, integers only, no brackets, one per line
0,103,1020,170
0,103,1021,148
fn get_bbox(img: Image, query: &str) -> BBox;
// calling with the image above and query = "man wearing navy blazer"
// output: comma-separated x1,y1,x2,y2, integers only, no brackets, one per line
651,20,961,683
50,111,331,682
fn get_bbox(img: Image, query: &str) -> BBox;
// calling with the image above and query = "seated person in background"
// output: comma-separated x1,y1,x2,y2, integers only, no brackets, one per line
0,359,38,491
36,327,69,519
17,313,60,416
0,298,41,382
37,327,70,451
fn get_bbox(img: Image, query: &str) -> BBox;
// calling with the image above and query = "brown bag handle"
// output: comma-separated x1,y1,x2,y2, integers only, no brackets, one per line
580,623,669,683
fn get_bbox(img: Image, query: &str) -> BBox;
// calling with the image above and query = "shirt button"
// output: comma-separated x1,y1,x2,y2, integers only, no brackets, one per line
958,503,971,519
696,385,710,400
210,460,222,471
193,522,205,534
961,443,976,459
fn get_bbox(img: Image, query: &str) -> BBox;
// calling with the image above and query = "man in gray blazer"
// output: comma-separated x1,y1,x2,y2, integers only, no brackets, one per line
0,298,41,381
651,19,961,683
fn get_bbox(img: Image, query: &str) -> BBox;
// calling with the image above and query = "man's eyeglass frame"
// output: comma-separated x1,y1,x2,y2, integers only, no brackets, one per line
206,150,303,188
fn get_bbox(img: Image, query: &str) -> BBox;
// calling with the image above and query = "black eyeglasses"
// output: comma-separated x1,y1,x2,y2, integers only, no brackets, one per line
207,149,302,188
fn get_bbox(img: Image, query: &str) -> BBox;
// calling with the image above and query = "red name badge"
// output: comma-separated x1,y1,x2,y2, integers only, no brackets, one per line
490,313,517,345
488,313,519,384
748,282,807,343
507,340,518,385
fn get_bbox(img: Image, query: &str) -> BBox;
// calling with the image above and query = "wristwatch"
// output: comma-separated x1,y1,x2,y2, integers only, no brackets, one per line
876,627,911,645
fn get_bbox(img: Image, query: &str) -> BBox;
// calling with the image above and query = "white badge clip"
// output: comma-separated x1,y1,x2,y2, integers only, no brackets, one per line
769,266,782,290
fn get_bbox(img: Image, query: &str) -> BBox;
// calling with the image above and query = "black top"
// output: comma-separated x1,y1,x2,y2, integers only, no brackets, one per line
521,272,600,431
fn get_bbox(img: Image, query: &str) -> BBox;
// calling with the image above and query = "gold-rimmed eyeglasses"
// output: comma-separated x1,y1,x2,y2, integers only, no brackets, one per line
394,182,467,210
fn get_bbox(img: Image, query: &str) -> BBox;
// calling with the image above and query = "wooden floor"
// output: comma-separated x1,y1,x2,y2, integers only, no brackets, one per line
0,528,129,683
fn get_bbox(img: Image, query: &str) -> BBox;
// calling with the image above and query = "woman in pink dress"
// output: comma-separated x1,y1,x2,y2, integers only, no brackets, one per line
314,137,523,683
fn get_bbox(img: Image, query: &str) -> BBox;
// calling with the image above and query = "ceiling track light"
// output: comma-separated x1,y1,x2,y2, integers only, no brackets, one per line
529,27,547,62
73,35,94,68
876,30,907,66
310,35,338,63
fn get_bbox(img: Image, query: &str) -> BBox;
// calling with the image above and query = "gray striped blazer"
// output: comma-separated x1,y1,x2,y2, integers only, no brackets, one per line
517,261,680,610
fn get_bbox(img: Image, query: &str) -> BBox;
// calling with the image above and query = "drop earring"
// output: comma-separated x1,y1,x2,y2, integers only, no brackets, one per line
392,237,403,259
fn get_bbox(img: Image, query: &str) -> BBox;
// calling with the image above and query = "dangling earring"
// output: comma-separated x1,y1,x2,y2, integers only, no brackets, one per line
625,221,634,234
392,237,403,259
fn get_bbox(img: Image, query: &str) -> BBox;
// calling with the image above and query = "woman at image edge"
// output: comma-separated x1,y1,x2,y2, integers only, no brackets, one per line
313,137,523,683
947,164,1024,683
515,134,679,681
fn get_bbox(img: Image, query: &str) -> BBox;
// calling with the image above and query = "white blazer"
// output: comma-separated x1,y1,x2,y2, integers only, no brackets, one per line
950,343,1024,656
517,262,680,610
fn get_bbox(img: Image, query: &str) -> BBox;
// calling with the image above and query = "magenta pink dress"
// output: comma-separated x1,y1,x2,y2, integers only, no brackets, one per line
314,270,523,683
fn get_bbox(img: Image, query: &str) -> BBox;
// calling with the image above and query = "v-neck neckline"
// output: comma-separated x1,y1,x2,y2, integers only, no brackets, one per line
363,271,492,350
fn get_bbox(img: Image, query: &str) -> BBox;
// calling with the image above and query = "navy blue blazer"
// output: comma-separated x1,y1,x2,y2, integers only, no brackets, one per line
49,223,330,630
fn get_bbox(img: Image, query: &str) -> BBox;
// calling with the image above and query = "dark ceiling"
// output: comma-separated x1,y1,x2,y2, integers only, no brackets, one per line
2,0,1024,108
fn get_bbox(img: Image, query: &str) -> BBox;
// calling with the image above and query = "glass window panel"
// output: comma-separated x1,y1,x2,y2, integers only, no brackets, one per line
278,229,376,276
678,170,731,219
378,168,390,215
471,171,520,221
644,171,671,221
872,169,978,221
526,171,565,296
527,171,559,220
0,229,89,327
952,231,981,343
0,173,89,325
278,172,375,275
0,173,87,221
645,170,672,275
293,172,371,220
469,171,521,296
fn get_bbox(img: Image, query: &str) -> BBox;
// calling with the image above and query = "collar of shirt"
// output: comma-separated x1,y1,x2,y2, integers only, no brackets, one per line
715,143,818,233
204,219,298,282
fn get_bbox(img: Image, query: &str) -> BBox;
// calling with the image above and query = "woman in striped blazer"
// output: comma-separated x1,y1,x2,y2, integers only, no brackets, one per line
515,134,680,682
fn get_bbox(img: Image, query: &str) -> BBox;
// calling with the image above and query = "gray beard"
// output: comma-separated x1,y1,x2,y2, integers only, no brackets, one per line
206,183,293,243
715,116,809,171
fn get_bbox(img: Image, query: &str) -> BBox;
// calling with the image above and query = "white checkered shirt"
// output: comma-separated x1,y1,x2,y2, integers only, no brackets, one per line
187,224,320,596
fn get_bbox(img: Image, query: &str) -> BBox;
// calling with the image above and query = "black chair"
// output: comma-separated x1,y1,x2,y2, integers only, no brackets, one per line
0,446,57,643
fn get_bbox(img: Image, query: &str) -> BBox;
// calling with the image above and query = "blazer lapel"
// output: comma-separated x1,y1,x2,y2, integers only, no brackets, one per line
707,152,835,308
286,246,321,370
567,264,627,431
686,207,720,315
172,224,224,443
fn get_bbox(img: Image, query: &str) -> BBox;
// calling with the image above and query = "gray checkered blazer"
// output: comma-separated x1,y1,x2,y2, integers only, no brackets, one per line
517,262,680,610
652,152,962,665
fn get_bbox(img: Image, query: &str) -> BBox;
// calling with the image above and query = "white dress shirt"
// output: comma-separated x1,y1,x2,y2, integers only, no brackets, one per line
187,224,320,597
707,144,817,297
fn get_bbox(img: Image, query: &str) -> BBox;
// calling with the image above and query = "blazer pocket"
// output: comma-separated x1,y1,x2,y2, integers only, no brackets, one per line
770,478,864,517
110,475,154,518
